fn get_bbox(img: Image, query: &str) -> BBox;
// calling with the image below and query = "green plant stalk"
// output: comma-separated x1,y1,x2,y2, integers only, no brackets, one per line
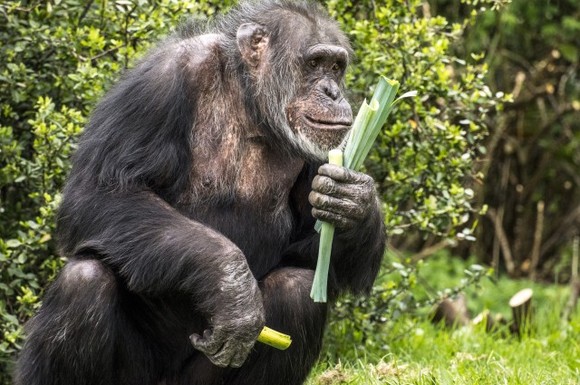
311,77,409,303
310,149,343,303
347,78,400,170
344,99,378,166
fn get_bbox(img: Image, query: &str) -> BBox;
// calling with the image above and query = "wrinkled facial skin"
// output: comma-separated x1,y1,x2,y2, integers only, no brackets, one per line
286,44,353,157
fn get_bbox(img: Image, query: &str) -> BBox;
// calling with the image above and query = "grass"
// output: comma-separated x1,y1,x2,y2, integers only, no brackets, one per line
307,253,580,384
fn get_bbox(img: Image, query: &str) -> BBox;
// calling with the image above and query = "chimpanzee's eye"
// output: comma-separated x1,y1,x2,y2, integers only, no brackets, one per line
331,63,341,72
308,59,318,68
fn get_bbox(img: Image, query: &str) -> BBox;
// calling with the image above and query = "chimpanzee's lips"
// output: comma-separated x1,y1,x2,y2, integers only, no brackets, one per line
304,115,352,131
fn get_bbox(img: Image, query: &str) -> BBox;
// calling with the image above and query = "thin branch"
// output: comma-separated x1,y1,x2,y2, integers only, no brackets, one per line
410,239,455,263
529,201,545,280
573,236,579,282
500,48,535,73
562,236,580,321
490,159,511,275
89,45,125,62
530,106,575,144
77,0,95,26
487,208,516,275
503,89,548,111
541,206,580,258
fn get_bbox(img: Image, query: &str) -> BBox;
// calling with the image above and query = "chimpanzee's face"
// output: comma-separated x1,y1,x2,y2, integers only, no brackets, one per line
236,15,353,161
286,42,353,157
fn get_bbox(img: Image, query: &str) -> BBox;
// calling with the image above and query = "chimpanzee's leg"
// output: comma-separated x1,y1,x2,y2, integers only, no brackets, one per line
180,267,327,385
13,258,159,385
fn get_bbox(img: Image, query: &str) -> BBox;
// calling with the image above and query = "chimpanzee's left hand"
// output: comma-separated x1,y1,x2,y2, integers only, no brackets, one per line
309,164,376,230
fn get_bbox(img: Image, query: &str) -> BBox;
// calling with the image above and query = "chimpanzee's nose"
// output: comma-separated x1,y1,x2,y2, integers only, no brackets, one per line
321,80,341,101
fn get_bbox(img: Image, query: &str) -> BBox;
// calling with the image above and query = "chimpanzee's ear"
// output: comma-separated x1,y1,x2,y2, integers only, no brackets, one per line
236,23,269,68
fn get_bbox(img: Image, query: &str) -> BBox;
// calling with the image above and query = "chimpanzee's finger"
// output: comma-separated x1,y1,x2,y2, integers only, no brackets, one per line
308,191,365,220
189,329,223,357
205,341,235,368
311,207,356,229
317,164,373,185
207,338,252,368
311,175,352,197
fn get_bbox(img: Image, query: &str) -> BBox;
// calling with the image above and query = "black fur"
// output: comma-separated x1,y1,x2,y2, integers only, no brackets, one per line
14,1,385,384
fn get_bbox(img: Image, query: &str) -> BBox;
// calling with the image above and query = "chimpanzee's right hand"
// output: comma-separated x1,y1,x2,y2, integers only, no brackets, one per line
189,257,265,368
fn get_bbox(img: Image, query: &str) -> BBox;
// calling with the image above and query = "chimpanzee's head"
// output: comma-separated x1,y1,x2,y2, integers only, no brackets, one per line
233,1,353,161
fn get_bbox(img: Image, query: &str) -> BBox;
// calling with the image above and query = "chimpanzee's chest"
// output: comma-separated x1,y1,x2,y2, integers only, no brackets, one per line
185,136,303,210
179,135,305,276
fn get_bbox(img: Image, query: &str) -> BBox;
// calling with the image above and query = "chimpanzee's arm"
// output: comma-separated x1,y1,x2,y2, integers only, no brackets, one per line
58,190,250,302
57,187,264,367
284,164,386,297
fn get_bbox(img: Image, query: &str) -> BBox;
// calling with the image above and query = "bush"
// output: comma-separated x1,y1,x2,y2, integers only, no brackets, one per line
327,0,507,242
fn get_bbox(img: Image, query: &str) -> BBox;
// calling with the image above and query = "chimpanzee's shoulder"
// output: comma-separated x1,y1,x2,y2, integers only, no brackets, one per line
168,33,225,72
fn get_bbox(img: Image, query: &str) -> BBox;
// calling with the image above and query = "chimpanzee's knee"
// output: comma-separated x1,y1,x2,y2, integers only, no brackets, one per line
14,259,119,385
61,258,116,295
230,267,327,385
260,267,327,343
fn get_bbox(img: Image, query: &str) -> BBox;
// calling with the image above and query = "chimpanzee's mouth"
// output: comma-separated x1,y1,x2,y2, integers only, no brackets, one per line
304,115,352,131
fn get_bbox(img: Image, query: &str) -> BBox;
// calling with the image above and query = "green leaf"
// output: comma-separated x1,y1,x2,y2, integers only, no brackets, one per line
5,239,21,248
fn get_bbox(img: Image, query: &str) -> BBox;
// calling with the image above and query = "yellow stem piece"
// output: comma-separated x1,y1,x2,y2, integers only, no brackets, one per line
257,326,292,350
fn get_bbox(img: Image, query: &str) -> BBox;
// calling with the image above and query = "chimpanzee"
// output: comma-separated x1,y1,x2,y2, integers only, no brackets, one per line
14,1,385,384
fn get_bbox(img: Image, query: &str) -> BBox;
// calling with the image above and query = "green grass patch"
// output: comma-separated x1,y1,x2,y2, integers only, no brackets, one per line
308,253,580,384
